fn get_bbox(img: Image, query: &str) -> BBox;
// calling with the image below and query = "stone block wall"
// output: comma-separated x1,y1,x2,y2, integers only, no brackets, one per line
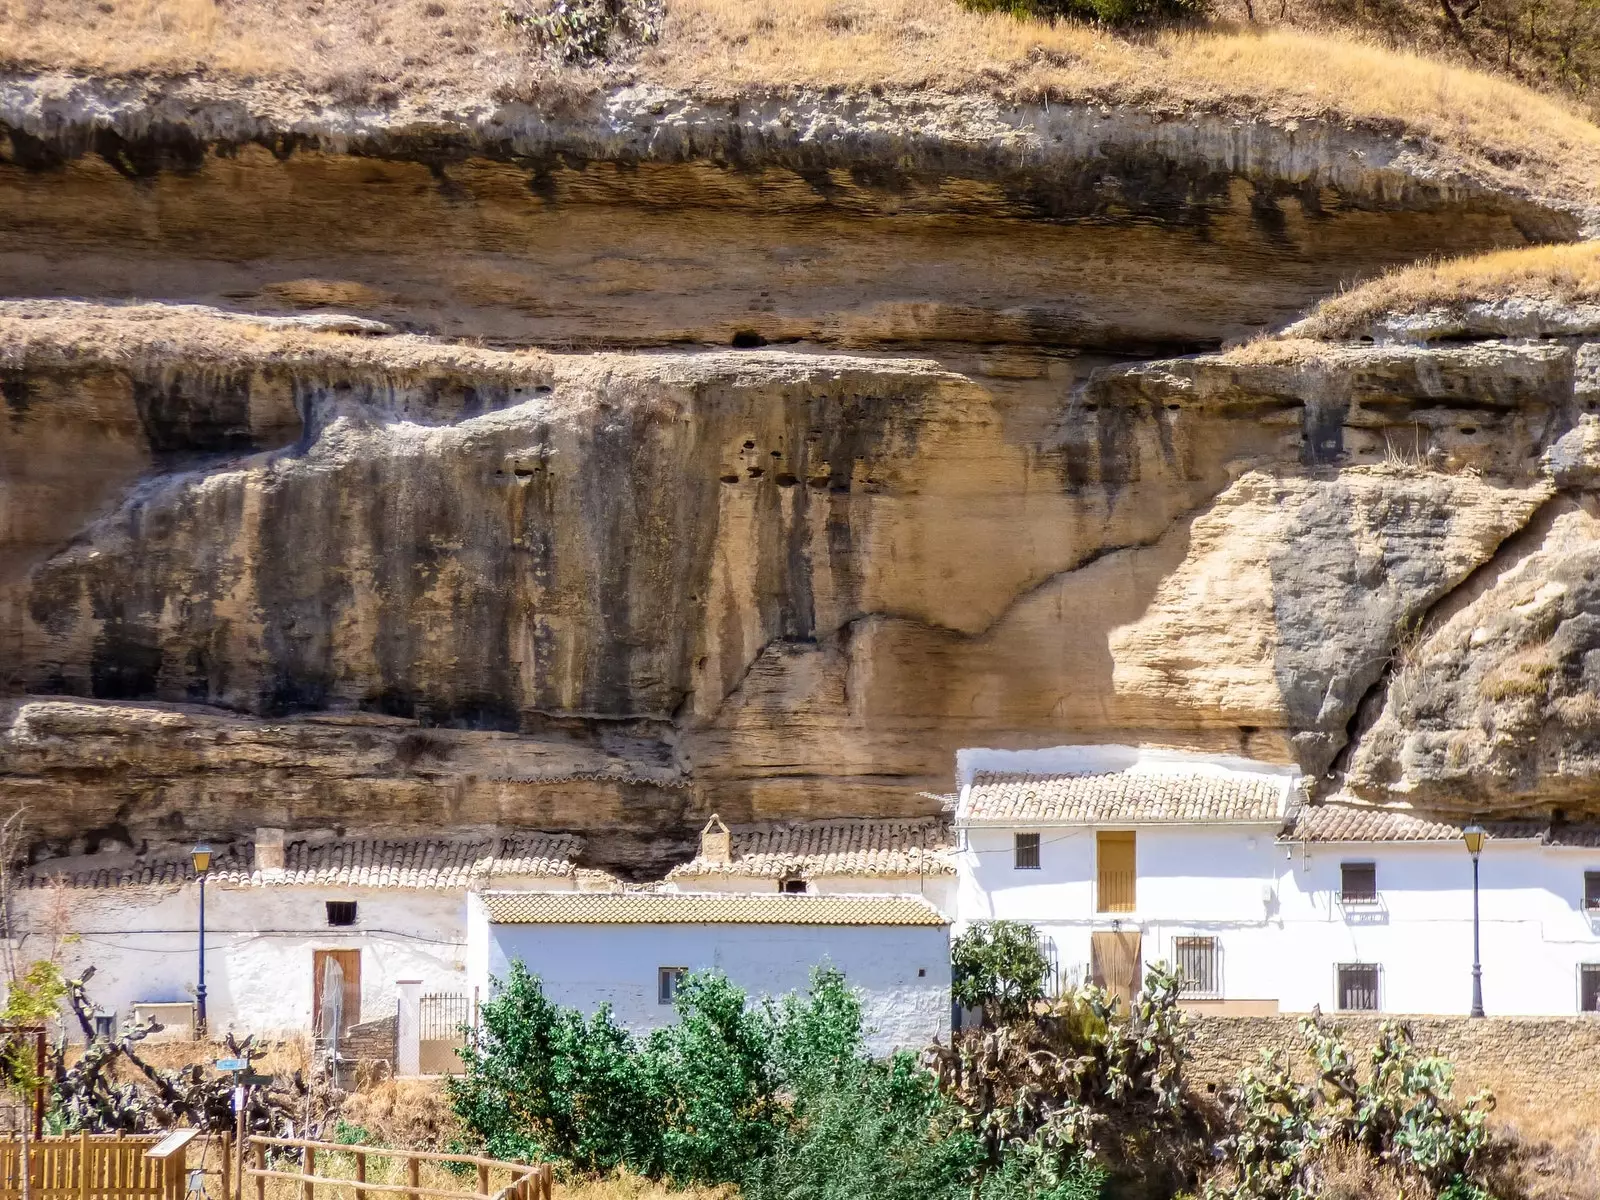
1185,1015,1600,1116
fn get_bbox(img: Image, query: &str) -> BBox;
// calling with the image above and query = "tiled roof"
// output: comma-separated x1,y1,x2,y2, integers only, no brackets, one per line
962,770,1288,825
667,819,955,880
1284,804,1572,844
482,891,949,926
26,833,583,890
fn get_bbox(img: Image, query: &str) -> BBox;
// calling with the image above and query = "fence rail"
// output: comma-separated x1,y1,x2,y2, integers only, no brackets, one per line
0,1132,194,1200
246,1137,550,1200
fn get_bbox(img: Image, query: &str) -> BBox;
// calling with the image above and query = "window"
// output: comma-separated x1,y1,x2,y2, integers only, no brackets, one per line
91,1012,115,1041
1339,862,1378,904
658,967,687,1005
325,901,358,927
1173,936,1222,998
1014,832,1041,870
1097,831,1136,913
1585,872,1600,911
1337,963,1380,1011
1582,964,1600,1012
780,876,808,894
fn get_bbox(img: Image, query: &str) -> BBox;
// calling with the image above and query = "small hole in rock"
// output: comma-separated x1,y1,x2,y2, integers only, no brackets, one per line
513,468,533,478
1459,426,1478,435
534,385,552,394
719,474,740,484
742,440,756,450
747,467,765,479
776,473,799,486
730,330,766,349
808,477,829,489
1165,404,1181,412
771,450,782,458
1084,404,1098,412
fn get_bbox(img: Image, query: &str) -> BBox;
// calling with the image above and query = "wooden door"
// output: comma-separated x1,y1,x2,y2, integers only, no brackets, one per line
1096,831,1136,913
312,949,361,1036
1091,930,1142,1013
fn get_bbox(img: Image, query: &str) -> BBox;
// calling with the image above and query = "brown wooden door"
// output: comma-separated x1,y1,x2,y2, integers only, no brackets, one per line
312,949,361,1036
1096,831,1137,913
1091,930,1142,1013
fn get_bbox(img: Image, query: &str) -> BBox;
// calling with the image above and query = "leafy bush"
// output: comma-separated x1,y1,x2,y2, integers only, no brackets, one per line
1208,1016,1495,1200
500,0,662,64
959,0,1208,29
951,921,1051,1025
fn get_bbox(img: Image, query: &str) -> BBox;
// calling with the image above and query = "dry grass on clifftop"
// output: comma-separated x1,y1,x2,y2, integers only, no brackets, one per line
1287,242,1600,339
2,1,1599,211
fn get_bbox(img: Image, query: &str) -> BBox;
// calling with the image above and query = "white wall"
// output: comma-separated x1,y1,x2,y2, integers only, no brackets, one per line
956,823,1285,998
955,821,1600,1015
471,907,950,1054
1276,840,1600,1015
13,883,473,1037
954,744,1299,792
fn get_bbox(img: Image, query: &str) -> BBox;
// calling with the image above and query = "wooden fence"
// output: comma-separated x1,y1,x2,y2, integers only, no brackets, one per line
245,1138,550,1200
0,1132,196,1200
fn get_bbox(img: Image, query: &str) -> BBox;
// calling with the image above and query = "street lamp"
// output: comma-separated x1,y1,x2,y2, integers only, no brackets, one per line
1462,824,1486,1018
191,842,213,1037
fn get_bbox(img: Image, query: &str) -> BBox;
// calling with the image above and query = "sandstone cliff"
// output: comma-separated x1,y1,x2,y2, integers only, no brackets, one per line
3,65,1599,868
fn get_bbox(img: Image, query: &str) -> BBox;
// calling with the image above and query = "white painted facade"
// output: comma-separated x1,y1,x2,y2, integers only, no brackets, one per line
953,743,1600,1016
469,894,952,1053
1276,840,1600,1015
14,883,473,1038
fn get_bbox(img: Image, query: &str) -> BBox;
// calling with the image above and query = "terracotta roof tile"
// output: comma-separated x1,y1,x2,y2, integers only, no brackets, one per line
482,891,948,926
962,770,1288,825
667,819,955,880
26,833,583,890
1284,804,1553,843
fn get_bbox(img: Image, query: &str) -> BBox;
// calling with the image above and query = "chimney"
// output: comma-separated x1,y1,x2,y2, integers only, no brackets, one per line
699,815,731,865
254,828,286,872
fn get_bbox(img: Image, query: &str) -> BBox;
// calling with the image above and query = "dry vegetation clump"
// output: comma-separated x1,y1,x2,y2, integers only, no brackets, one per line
1290,242,1600,340
0,1,1598,211
339,1078,462,1152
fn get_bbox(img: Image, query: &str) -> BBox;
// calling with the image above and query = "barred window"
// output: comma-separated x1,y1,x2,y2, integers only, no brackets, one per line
1585,872,1600,911
1337,963,1380,1011
1340,862,1378,904
325,901,357,927
1014,832,1041,870
1173,937,1221,998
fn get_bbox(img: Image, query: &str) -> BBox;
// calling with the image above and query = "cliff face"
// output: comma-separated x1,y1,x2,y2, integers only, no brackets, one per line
2,81,1597,868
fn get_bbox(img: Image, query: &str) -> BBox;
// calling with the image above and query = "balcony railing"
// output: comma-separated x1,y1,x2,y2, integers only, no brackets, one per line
1097,869,1136,913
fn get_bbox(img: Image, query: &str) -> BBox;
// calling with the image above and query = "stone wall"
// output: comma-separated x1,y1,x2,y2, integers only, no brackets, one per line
1186,1015,1600,1116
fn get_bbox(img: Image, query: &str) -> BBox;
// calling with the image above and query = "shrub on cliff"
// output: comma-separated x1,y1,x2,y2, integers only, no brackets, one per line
960,0,1209,28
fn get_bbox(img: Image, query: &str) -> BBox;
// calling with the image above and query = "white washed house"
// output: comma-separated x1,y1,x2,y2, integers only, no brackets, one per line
14,829,587,1040
953,744,1297,1012
1278,804,1600,1016
467,889,951,1053
952,742,1600,1017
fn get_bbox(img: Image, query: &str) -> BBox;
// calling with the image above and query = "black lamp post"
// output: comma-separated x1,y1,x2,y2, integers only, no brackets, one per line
191,841,213,1036
1463,824,1486,1018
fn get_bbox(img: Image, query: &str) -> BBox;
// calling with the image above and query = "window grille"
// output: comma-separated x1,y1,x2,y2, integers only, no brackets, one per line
1585,872,1600,911
1014,832,1041,870
1173,937,1222,998
325,900,358,927
658,967,687,1005
1337,963,1380,1011
1581,964,1600,1013
1339,862,1378,904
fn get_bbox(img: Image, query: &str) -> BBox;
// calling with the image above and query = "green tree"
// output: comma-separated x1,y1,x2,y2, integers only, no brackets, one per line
952,921,1050,1024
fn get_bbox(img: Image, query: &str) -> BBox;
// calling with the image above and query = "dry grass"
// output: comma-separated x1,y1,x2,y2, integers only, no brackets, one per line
1291,241,1600,338
0,1,1598,211
340,1079,462,1153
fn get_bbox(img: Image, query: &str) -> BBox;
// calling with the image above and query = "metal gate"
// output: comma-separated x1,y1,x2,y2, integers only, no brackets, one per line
418,993,471,1075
